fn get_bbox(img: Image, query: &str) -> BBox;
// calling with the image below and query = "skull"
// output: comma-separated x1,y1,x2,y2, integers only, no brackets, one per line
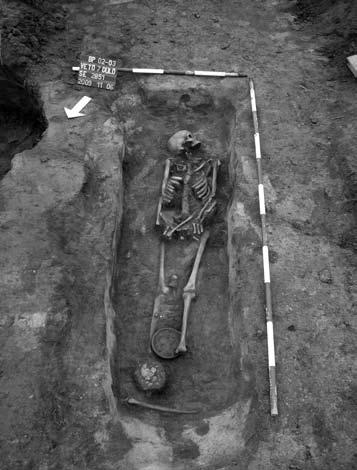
167,130,201,155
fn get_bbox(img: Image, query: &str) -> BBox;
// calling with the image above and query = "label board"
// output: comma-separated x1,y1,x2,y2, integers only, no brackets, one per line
78,55,118,91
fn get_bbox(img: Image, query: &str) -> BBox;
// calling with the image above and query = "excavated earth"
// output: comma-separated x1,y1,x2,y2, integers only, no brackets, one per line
0,0,356,469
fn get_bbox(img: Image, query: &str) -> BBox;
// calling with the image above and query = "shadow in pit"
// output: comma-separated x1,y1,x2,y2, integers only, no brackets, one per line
111,77,258,466
0,65,47,179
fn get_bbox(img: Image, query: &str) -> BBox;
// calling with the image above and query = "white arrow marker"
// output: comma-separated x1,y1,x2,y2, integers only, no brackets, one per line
64,96,92,119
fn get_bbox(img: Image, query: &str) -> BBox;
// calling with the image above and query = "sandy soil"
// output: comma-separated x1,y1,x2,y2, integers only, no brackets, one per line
0,0,356,469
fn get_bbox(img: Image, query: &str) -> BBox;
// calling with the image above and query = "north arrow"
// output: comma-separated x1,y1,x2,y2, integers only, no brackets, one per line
64,96,92,119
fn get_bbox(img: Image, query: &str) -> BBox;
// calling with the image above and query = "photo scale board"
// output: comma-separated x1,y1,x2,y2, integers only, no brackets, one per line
78,54,118,91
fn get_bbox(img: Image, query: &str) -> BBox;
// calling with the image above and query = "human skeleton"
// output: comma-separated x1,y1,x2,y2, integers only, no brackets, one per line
150,130,220,356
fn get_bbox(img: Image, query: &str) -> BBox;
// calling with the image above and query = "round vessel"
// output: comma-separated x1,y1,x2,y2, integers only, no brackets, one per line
151,327,181,359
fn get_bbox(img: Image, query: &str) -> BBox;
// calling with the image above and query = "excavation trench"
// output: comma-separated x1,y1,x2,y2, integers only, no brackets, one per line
0,66,47,178
109,77,259,461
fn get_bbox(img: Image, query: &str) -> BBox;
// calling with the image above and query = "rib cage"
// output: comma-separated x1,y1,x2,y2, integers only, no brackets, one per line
162,175,183,205
192,172,211,202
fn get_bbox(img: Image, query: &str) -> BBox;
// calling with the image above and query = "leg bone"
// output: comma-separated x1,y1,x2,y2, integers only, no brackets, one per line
175,230,209,354
149,242,169,343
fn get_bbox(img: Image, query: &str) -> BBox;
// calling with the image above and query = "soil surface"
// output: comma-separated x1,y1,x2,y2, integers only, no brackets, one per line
0,0,356,469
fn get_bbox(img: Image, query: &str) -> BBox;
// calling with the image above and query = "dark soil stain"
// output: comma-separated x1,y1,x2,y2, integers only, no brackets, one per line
173,438,200,460
194,421,210,436
0,66,47,179
312,411,334,453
